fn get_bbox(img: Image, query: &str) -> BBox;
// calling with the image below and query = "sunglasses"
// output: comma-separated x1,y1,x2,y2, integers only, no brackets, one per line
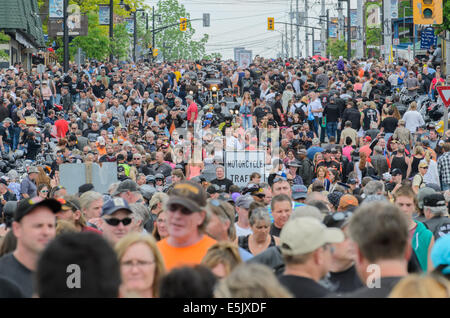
421,166,429,169
41,190,49,193
167,204,194,215
103,217,132,226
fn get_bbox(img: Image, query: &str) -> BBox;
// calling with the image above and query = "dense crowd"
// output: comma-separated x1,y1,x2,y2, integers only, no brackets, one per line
0,51,449,298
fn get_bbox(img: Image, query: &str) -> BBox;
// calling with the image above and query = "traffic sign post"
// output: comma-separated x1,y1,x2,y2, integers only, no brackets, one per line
437,86,450,136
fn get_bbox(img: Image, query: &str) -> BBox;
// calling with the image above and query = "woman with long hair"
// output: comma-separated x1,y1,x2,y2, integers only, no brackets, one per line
355,152,375,183
408,145,425,179
311,166,331,192
421,150,440,187
240,91,253,130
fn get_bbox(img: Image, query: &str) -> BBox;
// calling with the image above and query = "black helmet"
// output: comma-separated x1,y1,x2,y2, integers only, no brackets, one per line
224,114,233,121
214,104,221,113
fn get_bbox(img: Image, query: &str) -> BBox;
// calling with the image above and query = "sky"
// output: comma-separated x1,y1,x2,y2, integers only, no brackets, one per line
144,0,359,60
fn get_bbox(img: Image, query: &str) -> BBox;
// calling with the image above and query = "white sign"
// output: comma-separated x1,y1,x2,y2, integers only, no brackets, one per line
225,151,266,187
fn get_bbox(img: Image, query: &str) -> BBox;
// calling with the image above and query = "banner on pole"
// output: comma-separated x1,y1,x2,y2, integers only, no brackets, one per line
99,4,111,26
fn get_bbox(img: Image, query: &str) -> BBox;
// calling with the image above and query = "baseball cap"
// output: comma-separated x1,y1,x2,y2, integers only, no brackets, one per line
112,179,139,196
423,193,446,208
323,211,353,229
101,197,132,216
292,185,307,200
60,195,82,211
312,138,320,145
347,178,357,185
328,192,344,209
14,197,62,222
235,195,254,210
207,184,219,194
298,149,307,155
417,187,436,209
78,183,94,195
390,168,402,176
280,217,344,256
28,166,39,174
338,194,359,211
364,136,372,142
431,234,450,275
166,181,207,213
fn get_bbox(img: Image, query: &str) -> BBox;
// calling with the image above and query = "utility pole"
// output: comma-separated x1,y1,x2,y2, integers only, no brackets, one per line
63,0,69,73
290,0,294,58
383,0,392,63
152,6,155,62
296,0,300,58
326,9,329,58
282,32,285,58
346,0,351,61
109,0,114,62
285,22,289,58
133,11,137,62
305,0,309,57
338,1,343,41
356,0,364,58
320,0,326,57
312,31,315,55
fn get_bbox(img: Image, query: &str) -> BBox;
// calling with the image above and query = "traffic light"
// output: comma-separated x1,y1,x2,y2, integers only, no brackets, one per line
180,17,187,31
268,17,274,30
412,0,443,25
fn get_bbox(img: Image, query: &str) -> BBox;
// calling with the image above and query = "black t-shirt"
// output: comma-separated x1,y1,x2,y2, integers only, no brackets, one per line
323,103,340,123
210,178,234,193
380,117,398,134
279,275,329,298
362,108,378,131
321,265,364,294
272,101,283,124
270,224,282,237
340,276,403,298
0,253,33,297
0,125,11,144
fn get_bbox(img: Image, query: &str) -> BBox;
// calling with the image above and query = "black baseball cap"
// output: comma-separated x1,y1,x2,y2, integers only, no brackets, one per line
14,198,62,222
166,181,207,213
391,168,402,176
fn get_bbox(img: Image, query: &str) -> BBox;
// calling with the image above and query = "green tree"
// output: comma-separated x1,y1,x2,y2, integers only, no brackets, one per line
154,0,209,61
110,22,131,60
435,0,450,33
203,52,222,60
0,31,10,61
68,12,110,61
327,39,347,59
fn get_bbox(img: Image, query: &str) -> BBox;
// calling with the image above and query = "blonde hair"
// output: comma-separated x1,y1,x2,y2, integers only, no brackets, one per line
56,219,78,235
201,242,242,277
389,274,450,298
214,263,293,298
413,145,425,156
115,232,166,298
424,150,432,164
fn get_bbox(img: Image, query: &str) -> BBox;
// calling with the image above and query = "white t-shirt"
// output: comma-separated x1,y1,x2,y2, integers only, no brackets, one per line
422,159,440,187
309,98,323,118
402,110,425,133
235,224,253,237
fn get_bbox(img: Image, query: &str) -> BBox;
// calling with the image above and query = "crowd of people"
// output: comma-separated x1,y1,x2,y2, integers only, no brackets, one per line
0,52,449,298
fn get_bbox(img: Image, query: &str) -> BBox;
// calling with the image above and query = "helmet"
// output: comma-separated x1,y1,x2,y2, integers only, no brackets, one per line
155,173,165,180
205,113,213,119
214,104,222,113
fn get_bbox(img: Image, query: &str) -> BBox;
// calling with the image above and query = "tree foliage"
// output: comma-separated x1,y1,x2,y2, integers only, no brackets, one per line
154,0,209,61
327,39,347,59
69,12,110,61
435,0,450,33
0,31,10,60
110,22,131,61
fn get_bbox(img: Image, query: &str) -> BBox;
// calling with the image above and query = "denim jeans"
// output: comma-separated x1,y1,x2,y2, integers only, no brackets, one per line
241,115,252,130
442,183,450,191
10,126,21,151
55,94,61,105
327,122,338,140
313,116,320,136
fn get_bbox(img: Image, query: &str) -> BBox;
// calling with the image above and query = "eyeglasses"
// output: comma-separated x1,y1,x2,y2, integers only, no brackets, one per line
121,260,155,268
103,217,133,226
41,190,49,193
167,204,194,215
420,166,428,169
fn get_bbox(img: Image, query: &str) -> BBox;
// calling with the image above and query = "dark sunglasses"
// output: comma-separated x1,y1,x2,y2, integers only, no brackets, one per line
103,217,132,226
167,204,194,215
